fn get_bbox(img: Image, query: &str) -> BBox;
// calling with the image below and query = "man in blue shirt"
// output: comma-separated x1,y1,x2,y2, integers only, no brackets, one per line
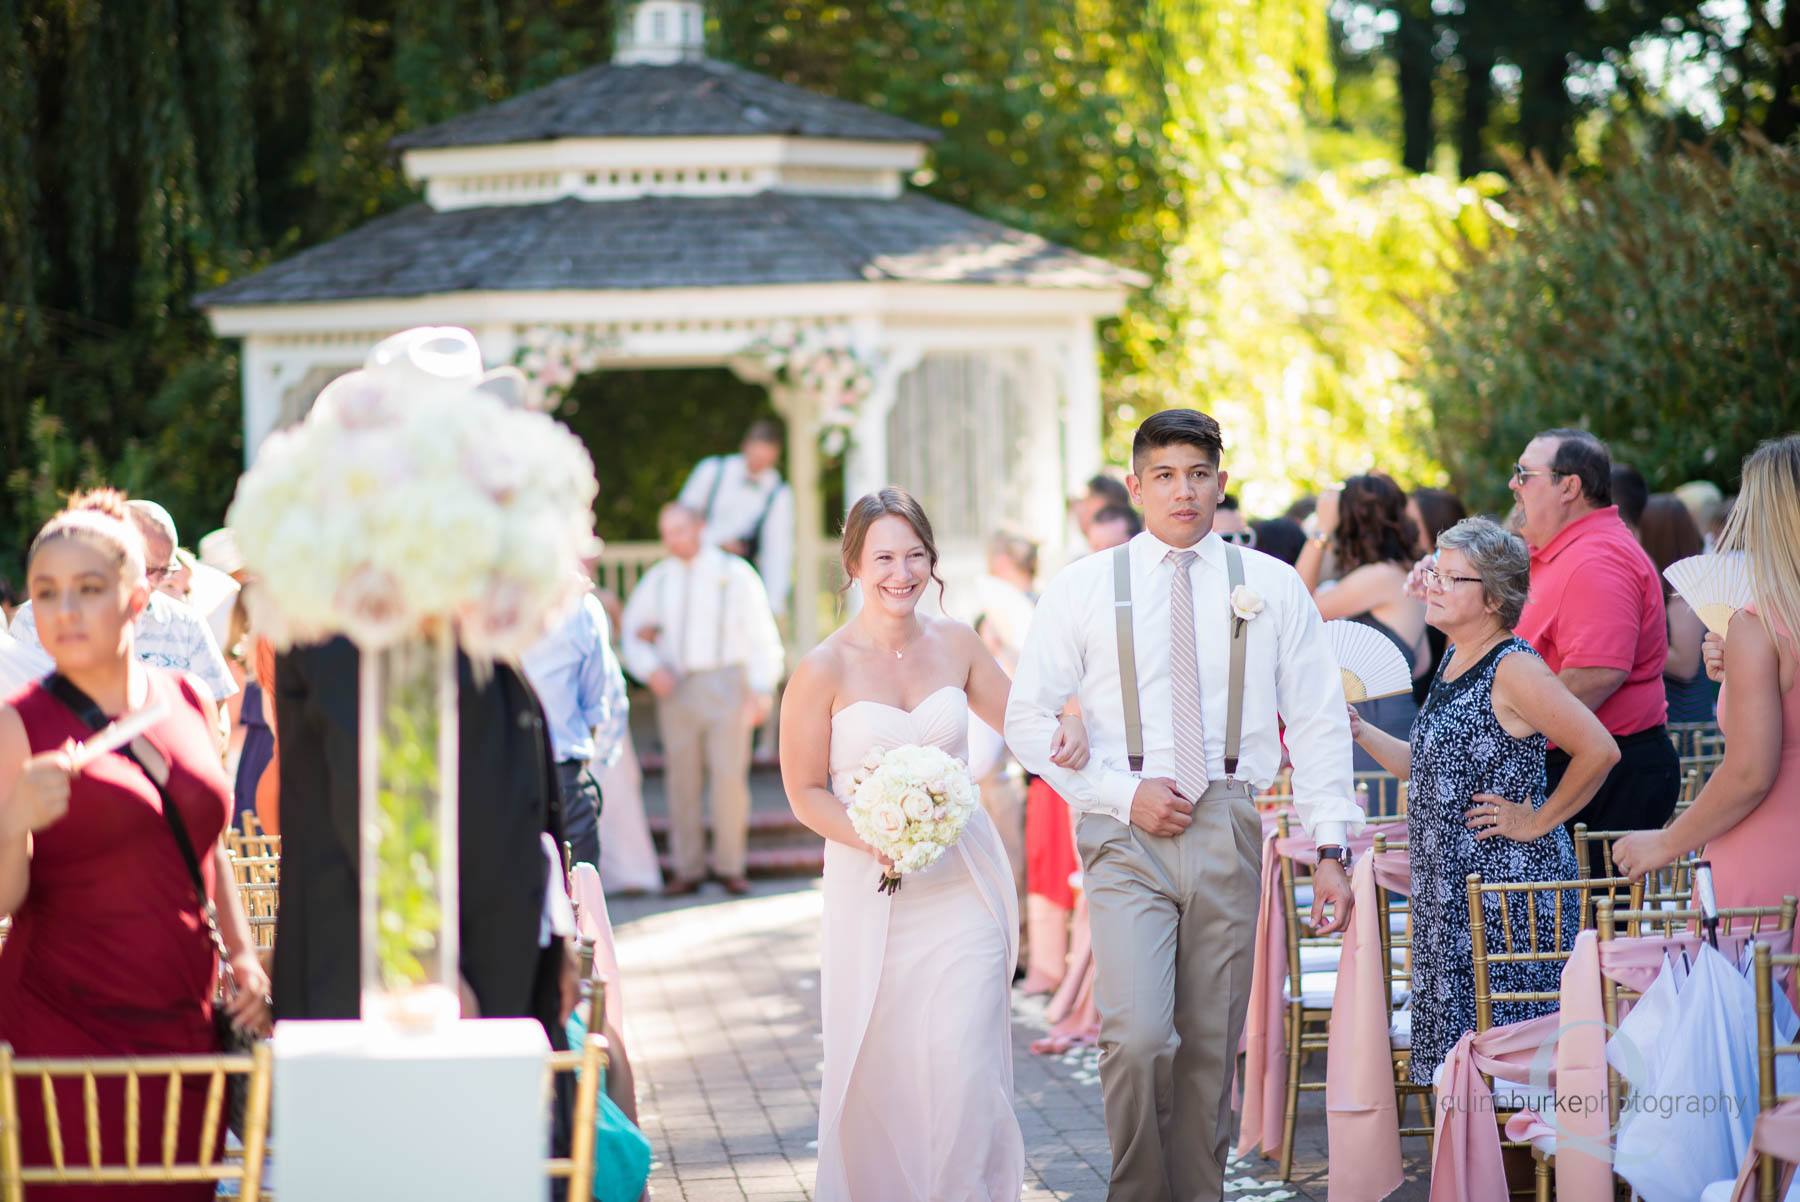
521,589,630,869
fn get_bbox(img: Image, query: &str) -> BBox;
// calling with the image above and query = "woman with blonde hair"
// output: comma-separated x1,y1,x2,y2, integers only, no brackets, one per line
0,490,271,1196
1616,435,1800,917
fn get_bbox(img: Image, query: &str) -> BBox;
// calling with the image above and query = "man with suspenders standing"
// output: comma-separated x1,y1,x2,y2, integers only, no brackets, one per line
620,504,785,896
1006,409,1361,1201
677,420,795,620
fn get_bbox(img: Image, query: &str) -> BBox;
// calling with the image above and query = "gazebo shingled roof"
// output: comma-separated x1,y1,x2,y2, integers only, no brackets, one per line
389,59,939,150
196,192,1138,306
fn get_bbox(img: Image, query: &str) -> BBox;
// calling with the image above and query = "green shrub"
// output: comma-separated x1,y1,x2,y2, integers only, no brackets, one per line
1414,141,1800,513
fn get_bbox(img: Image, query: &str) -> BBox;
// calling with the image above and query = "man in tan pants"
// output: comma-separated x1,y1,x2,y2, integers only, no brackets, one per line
1007,410,1360,1200
621,505,784,896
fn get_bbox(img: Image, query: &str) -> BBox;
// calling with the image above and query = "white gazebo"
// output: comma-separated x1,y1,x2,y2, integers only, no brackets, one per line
201,0,1145,649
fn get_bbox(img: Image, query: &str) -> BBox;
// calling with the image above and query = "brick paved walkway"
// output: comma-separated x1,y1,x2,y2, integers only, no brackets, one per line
609,881,1432,1202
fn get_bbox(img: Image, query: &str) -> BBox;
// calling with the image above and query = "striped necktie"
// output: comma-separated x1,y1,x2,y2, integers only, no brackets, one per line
1168,549,1208,801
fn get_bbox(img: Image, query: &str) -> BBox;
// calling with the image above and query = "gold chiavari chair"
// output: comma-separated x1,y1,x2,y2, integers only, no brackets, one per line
1594,895,1797,1158
227,831,280,861
236,882,279,950
0,919,8,955
1752,943,1800,1202
1571,824,1695,911
0,1042,272,1201
1466,870,1636,1202
1370,834,1432,1155
545,938,610,1198
1666,721,1721,759
1275,812,1347,1180
1354,771,1406,821
229,855,281,888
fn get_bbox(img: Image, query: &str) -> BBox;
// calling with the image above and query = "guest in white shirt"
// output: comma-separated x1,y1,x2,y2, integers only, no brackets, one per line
677,420,795,619
1005,408,1361,1201
620,504,784,896
522,589,629,871
10,499,237,709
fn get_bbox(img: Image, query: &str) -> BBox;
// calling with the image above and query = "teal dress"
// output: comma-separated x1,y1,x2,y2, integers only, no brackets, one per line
565,1013,652,1202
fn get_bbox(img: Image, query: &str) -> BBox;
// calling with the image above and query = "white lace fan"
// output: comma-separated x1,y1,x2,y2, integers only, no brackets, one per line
1325,619,1414,702
1664,552,1754,638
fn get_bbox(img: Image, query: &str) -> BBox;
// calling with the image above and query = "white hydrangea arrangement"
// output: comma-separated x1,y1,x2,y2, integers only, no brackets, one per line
227,327,600,658
848,743,981,894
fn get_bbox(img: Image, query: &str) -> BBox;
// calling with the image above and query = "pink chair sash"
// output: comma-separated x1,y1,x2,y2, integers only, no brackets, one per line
1426,925,1795,1202
570,862,625,1035
1727,1098,1800,1201
1324,848,1412,1202
1237,821,1403,1163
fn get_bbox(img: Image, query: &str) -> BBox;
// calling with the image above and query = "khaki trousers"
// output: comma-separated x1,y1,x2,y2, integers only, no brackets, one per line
656,666,753,881
1075,781,1263,1202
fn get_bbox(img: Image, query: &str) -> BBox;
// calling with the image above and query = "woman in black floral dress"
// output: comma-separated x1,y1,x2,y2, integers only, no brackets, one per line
1351,518,1621,1084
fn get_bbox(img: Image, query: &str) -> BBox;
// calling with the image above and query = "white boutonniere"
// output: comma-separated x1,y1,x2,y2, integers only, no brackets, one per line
1230,585,1265,636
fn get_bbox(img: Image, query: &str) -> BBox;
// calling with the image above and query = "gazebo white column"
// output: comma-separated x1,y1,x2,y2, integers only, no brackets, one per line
776,384,823,652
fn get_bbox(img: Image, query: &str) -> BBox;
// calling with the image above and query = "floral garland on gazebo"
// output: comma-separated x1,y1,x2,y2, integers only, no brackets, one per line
511,322,876,452
744,324,876,454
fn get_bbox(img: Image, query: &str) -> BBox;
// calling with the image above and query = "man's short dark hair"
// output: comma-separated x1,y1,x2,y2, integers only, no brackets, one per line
1085,474,1131,508
744,419,784,447
1611,464,1648,526
1218,493,1239,512
1538,427,1612,507
1091,504,1142,537
1133,409,1224,472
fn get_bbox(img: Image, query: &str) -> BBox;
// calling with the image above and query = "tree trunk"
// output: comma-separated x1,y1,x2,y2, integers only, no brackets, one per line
1397,3,1436,173
1517,48,1572,168
1459,48,1494,177
1764,0,1800,145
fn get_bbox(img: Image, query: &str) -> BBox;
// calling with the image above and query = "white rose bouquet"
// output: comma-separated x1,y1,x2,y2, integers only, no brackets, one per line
847,743,980,895
228,327,600,658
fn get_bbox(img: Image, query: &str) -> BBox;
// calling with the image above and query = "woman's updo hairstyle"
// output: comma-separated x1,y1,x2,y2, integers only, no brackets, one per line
28,488,149,587
839,487,945,604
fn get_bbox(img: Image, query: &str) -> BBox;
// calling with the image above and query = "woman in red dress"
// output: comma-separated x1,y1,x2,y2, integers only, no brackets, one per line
0,491,271,1198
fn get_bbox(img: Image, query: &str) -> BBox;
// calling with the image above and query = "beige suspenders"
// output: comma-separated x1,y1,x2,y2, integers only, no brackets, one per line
1112,542,1249,785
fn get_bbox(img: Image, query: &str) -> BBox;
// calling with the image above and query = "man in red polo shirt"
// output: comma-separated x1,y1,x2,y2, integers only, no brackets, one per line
1511,428,1679,854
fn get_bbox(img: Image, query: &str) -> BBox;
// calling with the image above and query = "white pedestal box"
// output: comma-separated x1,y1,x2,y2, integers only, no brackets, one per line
273,1018,551,1200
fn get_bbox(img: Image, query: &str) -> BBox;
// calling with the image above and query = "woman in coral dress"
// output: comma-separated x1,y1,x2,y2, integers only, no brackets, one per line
0,492,271,1199
1616,435,1800,924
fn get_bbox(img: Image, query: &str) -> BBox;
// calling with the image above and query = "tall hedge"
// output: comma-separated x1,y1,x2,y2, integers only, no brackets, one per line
1415,142,1800,513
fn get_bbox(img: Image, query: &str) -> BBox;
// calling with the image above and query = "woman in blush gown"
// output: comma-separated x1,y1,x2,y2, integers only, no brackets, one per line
780,488,1089,1202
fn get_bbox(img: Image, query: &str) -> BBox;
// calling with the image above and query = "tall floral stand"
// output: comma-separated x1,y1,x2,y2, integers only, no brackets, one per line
271,633,550,1199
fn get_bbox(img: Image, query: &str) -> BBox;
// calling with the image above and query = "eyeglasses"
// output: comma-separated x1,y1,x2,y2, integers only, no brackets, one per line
1512,463,1564,484
1220,529,1257,548
1422,568,1483,590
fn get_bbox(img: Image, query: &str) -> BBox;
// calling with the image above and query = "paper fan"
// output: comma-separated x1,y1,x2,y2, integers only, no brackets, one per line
1664,552,1753,638
1325,620,1414,702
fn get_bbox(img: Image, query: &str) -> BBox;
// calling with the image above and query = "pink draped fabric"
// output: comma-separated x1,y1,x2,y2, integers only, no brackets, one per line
1236,821,1404,1164
1728,1098,1800,1202
570,862,625,1034
1425,925,1795,1202
1324,848,1412,1202
1426,1014,1562,1202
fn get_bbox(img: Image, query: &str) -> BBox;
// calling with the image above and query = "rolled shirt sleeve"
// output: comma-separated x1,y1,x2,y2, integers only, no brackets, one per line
1004,573,1137,825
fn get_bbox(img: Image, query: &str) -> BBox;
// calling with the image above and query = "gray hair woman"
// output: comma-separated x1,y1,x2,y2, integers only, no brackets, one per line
1349,517,1620,1085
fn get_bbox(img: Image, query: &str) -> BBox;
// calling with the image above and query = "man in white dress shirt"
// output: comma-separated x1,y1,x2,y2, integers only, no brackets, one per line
1005,409,1361,1202
677,420,795,619
620,505,784,896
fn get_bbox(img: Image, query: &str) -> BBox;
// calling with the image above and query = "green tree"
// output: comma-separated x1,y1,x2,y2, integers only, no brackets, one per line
1413,141,1800,514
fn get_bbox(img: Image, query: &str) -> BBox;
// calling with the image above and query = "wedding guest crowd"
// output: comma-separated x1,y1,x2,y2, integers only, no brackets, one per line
677,420,795,621
1638,493,1720,722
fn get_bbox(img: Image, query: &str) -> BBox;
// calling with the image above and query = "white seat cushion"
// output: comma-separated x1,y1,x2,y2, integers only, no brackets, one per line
1299,943,1343,974
1490,1076,1555,1113
1389,1008,1412,1050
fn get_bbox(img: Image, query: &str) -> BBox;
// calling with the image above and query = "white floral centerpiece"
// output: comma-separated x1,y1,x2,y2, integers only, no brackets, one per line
848,743,981,894
228,327,600,1028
